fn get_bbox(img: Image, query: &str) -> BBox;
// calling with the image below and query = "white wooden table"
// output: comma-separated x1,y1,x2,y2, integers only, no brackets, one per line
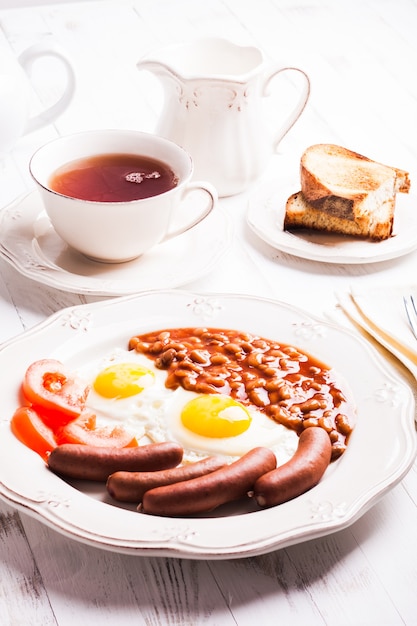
0,1,416,624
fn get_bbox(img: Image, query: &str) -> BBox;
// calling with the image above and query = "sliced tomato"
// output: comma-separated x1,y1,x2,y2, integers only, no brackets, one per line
56,410,138,448
30,404,79,430
22,359,89,419
11,406,57,461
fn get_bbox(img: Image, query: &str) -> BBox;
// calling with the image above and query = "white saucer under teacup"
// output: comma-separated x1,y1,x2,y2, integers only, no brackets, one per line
0,191,231,296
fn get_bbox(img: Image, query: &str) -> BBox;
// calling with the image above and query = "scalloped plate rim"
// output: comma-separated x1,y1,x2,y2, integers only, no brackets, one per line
0,289,415,558
0,192,232,295
247,181,417,264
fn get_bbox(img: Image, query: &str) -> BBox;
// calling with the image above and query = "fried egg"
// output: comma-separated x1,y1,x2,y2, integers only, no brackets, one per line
161,389,298,463
75,348,298,464
75,348,173,440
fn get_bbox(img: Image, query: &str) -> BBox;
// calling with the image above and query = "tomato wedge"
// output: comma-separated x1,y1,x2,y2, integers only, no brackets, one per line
13,359,137,456
11,406,57,461
56,410,138,448
22,359,89,420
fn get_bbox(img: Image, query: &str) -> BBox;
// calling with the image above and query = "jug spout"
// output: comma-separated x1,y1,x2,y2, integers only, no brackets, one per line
136,59,181,83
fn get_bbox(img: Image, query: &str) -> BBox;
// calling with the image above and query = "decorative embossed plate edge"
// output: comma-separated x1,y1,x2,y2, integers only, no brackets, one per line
247,181,417,264
0,290,415,559
0,192,232,295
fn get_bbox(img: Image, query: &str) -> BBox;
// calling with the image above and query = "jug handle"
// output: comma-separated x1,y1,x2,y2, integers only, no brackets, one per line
18,42,76,135
262,67,311,151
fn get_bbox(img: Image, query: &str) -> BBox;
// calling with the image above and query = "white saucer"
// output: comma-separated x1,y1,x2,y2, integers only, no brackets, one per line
0,191,232,296
247,181,417,264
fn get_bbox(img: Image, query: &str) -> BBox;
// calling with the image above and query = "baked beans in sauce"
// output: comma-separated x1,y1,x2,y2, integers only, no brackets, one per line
129,327,354,460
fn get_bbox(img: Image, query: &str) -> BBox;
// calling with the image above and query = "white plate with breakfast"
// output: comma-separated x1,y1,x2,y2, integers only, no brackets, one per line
0,191,232,295
0,290,415,559
248,144,417,264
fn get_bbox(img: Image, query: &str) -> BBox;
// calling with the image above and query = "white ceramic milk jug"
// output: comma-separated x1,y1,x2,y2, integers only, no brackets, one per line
137,38,310,196
0,41,75,159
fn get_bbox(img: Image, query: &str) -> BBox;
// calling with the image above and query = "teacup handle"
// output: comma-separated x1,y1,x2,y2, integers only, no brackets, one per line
262,66,311,151
162,181,218,242
18,42,76,135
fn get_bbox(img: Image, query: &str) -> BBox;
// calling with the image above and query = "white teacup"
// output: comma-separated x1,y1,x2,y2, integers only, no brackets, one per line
0,42,75,159
29,129,217,263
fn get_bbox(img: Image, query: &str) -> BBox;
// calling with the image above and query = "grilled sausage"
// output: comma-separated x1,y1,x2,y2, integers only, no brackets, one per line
47,441,183,482
253,427,332,508
107,455,227,502
140,446,276,517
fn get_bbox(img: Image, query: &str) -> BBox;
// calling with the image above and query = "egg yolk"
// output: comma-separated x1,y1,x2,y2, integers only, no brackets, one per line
181,395,252,438
93,363,154,399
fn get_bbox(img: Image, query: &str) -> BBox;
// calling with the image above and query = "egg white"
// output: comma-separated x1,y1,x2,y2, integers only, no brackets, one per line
75,348,298,464
161,387,298,463
75,348,173,441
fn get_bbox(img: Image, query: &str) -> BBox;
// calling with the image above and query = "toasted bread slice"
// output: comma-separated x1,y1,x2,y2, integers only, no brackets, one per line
284,144,410,241
301,144,410,203
284,191,395,240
